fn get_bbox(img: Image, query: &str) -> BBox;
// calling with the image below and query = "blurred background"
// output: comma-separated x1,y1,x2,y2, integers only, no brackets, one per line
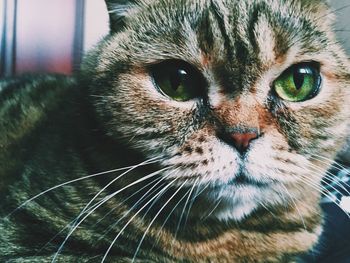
0,0,108,76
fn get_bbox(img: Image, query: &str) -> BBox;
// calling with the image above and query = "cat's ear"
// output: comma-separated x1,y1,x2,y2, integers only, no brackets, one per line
299,0,334,27
105,0,137,32
299,0,331,12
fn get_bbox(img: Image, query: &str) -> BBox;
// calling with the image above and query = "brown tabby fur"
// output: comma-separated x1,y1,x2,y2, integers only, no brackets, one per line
0,0,350,262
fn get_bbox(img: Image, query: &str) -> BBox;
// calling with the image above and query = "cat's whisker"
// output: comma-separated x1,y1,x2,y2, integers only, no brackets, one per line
304,166,350,202
36,192,117,256
282,184,322,258
308,152,349,172
320,169,349,190
297,176,336,203
150,185,195,252
44,178,165,256
301,183,350,220
306,162,350,197
93,175,165,229
130,180,189,263
183,180,210,227
5,158,159,219
192,180,211,199
279,183,317,259
51,165,170,263
275,188,291,213
314,165,350,190
258,201,277,218
137,169,184,224
288,183,325,219
279,184,307,230
156,182,200,250
183,179,202,222
75,157,160,219
293,169,336,197
97,169,180,241
201,197,222,221
97,182,167,242
297,174,350,219
101,177,180,262
290,157,349,200
172,177,200,242
303,170,342,200
59,157,161,246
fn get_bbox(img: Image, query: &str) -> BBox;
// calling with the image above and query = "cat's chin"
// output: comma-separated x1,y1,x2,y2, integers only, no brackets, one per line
192,181,284,222
213,195,260,222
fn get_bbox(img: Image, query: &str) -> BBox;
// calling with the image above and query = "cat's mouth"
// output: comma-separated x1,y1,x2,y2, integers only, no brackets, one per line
191,169,278,221
225,161,274,188
229,172,269,188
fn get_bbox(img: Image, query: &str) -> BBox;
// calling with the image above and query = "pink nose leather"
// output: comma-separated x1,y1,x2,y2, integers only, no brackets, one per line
230,132,258,152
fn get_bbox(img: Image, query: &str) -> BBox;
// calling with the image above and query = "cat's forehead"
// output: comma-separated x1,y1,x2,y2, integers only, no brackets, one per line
121,0,330,62
105,0,332,86
128,0,329,37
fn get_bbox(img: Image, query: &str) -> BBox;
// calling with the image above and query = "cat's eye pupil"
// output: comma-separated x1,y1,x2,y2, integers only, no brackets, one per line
170,69,187,91
293,70,305,90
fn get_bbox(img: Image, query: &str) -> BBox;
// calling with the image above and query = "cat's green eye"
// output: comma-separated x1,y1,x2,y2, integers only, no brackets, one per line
151,60,204,101
273,63,321,102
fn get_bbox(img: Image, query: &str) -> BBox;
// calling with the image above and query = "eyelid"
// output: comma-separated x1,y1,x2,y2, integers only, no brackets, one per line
282,61,320,75
272,61,321,86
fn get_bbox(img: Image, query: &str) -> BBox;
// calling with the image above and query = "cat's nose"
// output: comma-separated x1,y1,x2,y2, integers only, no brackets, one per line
230,132,258,153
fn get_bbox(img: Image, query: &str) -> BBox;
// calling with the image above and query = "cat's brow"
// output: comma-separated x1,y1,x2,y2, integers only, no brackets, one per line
208,0,234,61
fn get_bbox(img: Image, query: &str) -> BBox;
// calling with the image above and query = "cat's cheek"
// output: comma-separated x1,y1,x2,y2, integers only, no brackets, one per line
275,76,348,153
96,72,202,149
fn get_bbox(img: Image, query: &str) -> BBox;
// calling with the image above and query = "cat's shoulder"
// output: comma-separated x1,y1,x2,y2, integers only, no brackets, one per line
0,74,78,189
0,74,77,143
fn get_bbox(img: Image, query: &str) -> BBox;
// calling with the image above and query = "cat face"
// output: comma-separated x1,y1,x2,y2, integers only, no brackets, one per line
85,0,350,221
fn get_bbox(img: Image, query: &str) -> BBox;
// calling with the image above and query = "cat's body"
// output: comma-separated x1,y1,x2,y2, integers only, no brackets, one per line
1,0,350,262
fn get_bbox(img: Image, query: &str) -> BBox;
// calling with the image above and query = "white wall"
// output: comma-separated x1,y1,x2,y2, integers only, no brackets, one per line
15,0,76,74
84,0,109,51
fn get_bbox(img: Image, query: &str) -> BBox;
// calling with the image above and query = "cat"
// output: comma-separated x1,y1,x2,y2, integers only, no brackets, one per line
1,0,350,262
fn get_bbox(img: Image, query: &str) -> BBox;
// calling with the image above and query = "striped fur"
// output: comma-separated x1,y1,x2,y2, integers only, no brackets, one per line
0,0,349,262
